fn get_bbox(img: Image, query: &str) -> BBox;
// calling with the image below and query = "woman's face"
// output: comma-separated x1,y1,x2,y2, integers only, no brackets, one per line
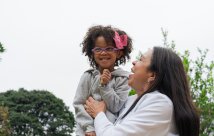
128,49,153,95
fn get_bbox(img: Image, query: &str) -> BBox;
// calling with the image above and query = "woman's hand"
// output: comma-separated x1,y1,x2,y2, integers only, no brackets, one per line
85,97,106,118
85,131,96,136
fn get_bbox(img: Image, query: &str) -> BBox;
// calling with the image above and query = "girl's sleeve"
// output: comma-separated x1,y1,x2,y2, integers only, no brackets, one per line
73,72,95,133
94,94,173,136
99,76,130,113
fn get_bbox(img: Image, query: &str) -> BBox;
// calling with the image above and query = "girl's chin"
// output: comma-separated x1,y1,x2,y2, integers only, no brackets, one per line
99,66,111,70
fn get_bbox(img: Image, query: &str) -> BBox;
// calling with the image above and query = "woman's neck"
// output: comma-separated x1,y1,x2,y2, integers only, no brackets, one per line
136,83,150,96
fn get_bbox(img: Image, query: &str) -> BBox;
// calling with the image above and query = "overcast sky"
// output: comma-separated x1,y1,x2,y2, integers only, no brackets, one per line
0,0,214,112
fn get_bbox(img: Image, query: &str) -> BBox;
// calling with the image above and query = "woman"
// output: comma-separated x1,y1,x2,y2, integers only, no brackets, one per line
85,47,200,136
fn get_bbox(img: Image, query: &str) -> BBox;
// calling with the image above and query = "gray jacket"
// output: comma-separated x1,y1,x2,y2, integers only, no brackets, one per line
73,68,130,135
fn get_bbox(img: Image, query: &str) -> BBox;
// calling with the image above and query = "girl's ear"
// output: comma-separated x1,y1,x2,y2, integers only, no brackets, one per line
117,50,123,59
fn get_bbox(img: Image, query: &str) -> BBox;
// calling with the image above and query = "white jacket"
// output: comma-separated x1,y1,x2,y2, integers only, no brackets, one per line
94,91,179,136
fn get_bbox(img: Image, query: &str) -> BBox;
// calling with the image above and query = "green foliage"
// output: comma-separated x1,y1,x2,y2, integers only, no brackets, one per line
162,29,214,136
0,88,75,136
128,89,136,96
0,42,5,53
0,42,9,136
181,49,214,136
0,106,11,136
0,42,5,61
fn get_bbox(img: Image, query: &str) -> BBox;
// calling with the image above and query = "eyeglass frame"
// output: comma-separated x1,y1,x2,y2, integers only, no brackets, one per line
91,47,119,53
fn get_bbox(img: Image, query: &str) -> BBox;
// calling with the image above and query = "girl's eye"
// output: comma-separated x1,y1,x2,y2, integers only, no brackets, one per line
106,47,114,51
94,48,102,52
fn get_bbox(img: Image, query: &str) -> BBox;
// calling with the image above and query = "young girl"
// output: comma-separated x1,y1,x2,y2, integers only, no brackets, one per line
73,25,133,136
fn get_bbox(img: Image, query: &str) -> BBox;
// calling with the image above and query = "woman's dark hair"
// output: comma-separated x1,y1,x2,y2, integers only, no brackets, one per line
81,25,133,68
122,46,199,136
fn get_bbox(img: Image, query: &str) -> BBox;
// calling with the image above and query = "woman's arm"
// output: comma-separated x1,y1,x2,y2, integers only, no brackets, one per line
86,94,174,136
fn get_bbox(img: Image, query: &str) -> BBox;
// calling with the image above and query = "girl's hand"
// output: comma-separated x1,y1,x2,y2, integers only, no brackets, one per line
100,69,111,85
85,97,106,118
85,131,96,136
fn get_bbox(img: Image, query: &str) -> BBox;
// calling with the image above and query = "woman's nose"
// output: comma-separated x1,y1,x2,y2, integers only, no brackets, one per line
132,61,137,65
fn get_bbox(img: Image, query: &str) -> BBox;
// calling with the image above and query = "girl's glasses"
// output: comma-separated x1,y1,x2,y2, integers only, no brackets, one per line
92,47,119,53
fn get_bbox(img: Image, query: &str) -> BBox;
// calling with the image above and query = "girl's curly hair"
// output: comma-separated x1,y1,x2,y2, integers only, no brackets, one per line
81,25,133,68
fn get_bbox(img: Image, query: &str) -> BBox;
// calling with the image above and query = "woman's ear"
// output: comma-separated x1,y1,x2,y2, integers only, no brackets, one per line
117,51,124,59
148,72,156,83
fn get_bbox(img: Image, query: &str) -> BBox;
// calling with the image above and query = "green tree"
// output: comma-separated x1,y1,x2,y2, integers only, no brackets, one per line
0,42,10,136
0,88,75,136
162,29,214,136
0,106,11,136
0,42,5,53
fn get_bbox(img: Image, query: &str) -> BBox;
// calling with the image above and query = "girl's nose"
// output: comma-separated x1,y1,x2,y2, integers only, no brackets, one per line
100,50,107,54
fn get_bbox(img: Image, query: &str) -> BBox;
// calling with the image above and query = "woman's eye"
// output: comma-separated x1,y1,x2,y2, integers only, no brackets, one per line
136,51,143,61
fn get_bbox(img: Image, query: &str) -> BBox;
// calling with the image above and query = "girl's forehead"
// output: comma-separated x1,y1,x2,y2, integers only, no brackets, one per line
95,36,114,47
95,36,105,42
95,35,113,41
94,44,114,48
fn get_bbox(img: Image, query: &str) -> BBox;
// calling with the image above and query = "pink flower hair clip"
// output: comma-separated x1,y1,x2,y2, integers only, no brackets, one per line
113,31,128,49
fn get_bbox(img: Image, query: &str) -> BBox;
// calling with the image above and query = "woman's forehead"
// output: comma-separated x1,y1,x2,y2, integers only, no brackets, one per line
142,48,153,58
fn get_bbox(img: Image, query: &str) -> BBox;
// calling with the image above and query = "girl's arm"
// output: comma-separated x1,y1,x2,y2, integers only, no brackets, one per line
99,77,130,113
73,72,95,133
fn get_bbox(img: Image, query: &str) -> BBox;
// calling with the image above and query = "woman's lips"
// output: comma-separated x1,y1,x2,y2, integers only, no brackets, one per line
129,74,134,79
131,68,135,73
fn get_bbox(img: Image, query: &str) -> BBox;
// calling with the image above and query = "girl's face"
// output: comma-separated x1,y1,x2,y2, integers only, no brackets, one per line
128,49,154,95
93,36,120,72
